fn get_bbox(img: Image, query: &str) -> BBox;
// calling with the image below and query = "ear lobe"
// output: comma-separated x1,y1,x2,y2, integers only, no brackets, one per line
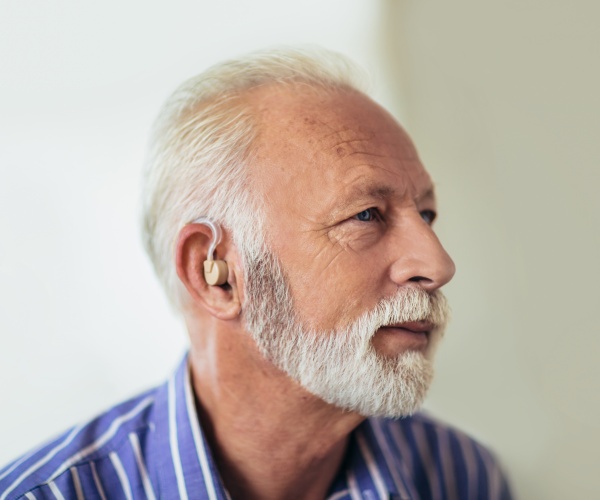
175,224,241,320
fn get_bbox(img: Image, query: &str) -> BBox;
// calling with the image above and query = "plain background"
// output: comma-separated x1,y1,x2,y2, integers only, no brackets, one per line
1,1,598,498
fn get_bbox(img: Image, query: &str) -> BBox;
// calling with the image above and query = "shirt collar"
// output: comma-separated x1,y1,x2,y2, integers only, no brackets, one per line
147,354,228,500
148,354,405,500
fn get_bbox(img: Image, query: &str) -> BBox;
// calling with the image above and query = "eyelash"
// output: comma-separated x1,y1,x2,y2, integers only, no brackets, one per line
353,208,437,225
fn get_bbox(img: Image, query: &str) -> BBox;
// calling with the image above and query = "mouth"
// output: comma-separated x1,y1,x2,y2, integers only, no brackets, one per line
381,321,435,334
375,321,435,352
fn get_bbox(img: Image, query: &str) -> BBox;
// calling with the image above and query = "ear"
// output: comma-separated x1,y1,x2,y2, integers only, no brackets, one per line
175,223,242,320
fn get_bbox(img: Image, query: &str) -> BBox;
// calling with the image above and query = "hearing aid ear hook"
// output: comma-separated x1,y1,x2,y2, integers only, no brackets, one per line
192,217,229,286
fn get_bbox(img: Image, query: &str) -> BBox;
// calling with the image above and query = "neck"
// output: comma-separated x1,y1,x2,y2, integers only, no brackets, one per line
187,316,364,500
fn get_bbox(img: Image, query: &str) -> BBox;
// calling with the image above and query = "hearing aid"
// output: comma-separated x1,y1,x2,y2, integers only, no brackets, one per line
192,217,229,286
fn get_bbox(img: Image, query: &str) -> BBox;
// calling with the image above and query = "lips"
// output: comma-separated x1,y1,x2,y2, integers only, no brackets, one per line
375,321,434,352
381,321,435,334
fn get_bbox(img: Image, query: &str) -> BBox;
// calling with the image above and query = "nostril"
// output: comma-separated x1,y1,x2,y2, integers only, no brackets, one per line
409,276,432,283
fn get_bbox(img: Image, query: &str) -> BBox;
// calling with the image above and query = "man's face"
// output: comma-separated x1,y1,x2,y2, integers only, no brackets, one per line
247,86,455,351
238,86,455,417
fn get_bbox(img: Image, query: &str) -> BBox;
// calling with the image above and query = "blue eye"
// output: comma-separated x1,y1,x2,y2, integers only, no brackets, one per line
355,208,378,222
420,209,437,225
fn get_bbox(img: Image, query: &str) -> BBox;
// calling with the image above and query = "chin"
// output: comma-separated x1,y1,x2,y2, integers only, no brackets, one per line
296,349,435,420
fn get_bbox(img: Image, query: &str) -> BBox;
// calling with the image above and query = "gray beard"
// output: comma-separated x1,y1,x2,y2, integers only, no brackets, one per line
242,249,449,418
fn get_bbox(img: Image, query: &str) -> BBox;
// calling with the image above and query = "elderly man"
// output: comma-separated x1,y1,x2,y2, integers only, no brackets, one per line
0,48,511,499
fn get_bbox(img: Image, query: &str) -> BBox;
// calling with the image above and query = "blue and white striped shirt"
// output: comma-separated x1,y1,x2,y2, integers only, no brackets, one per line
0,355,512,499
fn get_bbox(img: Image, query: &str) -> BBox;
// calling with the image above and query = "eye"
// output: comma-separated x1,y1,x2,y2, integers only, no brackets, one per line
354,208,380,222
420,209,437,225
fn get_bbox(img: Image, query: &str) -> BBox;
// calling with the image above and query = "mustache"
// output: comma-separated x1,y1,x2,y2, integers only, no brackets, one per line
358,287,449,334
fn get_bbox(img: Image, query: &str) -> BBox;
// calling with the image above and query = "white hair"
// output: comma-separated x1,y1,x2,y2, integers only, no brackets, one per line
141,46,367,309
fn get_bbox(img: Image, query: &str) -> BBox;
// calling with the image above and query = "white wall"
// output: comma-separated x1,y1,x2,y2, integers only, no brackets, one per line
1,1,597,498
0,0,380,463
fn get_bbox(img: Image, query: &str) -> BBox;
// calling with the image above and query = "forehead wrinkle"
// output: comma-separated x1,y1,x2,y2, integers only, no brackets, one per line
313,120,374,145
327,139,392,161
319,125,372,140
320,128,373,150
319,130,419,163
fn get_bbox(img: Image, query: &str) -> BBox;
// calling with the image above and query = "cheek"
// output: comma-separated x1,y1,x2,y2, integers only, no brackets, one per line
287,247,384,331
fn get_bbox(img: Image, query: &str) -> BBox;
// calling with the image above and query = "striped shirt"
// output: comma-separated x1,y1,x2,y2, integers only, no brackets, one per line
0,355,512,500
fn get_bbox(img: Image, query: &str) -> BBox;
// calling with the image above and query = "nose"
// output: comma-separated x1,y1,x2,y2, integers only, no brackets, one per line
388,215,456,292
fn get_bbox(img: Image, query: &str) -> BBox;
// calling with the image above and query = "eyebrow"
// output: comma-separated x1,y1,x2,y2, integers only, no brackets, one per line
351,184,397,201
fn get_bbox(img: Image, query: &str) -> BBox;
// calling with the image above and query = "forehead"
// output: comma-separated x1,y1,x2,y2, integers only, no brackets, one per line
247,85,433,225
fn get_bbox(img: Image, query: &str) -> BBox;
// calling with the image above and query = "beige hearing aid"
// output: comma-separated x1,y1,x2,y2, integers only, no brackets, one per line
192,217,228,286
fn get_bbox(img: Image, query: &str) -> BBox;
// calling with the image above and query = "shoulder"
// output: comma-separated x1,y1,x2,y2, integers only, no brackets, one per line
0,388,157,500
363,412,513,500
